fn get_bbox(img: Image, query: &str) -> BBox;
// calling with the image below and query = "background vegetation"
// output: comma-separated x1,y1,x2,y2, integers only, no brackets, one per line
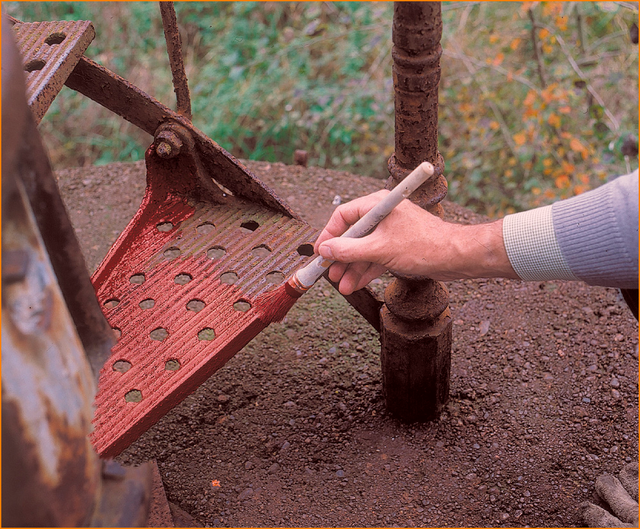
6,2,638,216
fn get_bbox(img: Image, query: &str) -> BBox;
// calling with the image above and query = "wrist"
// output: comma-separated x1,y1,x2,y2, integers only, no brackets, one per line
447,219,518,280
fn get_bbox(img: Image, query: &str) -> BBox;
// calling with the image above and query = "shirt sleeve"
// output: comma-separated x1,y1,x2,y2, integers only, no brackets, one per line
502,170,639,288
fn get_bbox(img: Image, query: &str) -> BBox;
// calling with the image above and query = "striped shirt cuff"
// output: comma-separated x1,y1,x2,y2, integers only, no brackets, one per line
503,205,578,282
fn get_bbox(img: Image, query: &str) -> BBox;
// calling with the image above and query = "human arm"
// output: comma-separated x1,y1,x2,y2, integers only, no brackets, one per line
314,190,519,295
315,170,638,295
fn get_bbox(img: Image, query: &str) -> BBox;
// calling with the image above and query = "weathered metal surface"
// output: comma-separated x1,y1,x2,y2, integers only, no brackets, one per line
2,174,100,527
64,56,300,218
10,18,95,124
4,16,115,380
160,1,192,120
381,1,452,422
91,460,154,527
390,2,442,171
91,143,317,458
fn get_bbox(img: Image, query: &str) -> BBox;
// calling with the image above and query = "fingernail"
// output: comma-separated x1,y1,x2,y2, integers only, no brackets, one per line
319,244,334,260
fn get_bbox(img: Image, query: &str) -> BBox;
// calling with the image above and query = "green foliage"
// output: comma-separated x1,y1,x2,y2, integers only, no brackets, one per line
6,2,638,216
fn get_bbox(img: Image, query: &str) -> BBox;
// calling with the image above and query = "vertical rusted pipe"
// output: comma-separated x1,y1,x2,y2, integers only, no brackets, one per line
159,1,192,120
380,2,452,422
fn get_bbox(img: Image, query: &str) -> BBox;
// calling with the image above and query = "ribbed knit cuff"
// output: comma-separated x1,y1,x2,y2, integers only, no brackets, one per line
552,171,639,288
503,205,578,282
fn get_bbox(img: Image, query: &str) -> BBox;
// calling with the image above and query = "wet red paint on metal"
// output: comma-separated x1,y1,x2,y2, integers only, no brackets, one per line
91,147,316,458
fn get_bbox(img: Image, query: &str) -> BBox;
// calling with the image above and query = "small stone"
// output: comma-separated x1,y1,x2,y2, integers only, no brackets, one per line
244,461,254,470
268,463,280,474
328,347,337,354
217,394,230,403
281,441,291,450
283,401,296,409
611,389,621,399
238,488,253,501
582,397,591,404
336,470,345,478
610,378,620,388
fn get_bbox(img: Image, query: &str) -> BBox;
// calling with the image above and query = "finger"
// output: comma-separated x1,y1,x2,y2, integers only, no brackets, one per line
595,474,639,524
327,261,349,284
579,501,634,528
318,235,384,266
314,190,390,252
619,462,639,502
339,261,375,295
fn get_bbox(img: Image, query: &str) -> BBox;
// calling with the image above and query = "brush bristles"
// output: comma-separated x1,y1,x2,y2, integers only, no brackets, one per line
254,280,304,324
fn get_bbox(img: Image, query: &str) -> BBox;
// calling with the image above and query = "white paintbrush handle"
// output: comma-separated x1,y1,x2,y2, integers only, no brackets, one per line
295,161,435,289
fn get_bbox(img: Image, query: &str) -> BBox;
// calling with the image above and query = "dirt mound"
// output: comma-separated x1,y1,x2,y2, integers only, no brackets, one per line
56,160,638,527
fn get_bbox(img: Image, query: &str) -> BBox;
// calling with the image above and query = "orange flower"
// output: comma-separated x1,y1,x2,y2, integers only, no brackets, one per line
513,132,527,146
555,175,571,189
547,113,561,128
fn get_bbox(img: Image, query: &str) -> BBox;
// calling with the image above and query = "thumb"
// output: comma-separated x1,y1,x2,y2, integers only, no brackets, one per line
318,236,377,264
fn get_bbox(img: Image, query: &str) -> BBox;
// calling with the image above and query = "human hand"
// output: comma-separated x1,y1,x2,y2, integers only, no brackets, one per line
579,462,638,527
314,190,517,295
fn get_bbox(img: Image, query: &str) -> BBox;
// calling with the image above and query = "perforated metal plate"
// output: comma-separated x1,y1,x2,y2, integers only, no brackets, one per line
91,155,316,458
11,19,95,124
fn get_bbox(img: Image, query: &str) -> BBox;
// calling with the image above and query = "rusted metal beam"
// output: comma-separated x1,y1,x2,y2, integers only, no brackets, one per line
381,2,452,421
64,56,299,218
159,1,192,120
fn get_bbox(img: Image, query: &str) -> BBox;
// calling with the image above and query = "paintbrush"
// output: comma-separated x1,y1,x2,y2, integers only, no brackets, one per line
255,161,435,324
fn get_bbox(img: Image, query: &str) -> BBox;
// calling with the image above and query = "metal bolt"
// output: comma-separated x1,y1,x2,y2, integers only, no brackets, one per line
155,130,183,159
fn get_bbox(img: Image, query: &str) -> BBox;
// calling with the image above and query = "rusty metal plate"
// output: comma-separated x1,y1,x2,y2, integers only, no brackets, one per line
91,151,316,458
11,19,95,124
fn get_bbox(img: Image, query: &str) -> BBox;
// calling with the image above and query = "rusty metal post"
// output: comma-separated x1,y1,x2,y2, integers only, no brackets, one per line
381,2,452,421
159,1,192,120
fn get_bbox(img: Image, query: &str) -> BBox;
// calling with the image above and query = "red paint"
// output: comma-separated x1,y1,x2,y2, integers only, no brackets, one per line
90,148,316,458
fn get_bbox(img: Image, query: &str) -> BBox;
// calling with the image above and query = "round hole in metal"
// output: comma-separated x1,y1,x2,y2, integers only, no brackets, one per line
196,222,215,235
174,273,192,285
104,298,120,309
113,360,132,373
165,359,181,371
113,328,122,340
297,243,315,257
24,59,46,72
198,328,216,341
130,273,145,284
233,300,252,312
266,271,285,284
157,222,174,232
240,220,259,233
207,246,226,260
150,327,169,341
163,246,181,260
251,244,271,258
139,298,155,310
45,32,66,45
125,389,143,403
186,299,205,312
220,271,238,285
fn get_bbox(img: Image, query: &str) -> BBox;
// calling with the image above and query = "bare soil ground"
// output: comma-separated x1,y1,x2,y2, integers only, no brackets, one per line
55,159,638,528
